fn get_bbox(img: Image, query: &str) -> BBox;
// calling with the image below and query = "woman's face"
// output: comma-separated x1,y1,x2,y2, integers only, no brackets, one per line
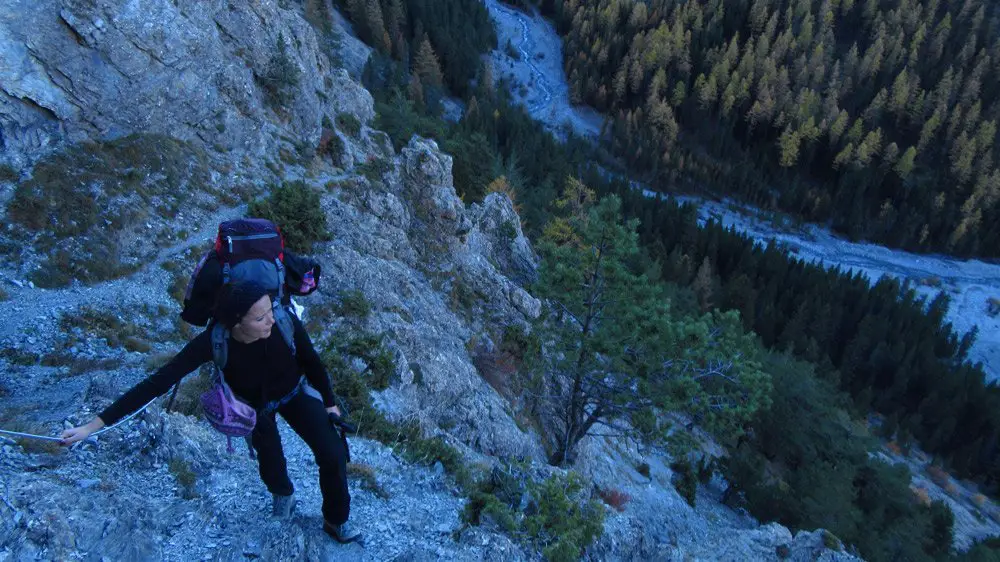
236,295,275,341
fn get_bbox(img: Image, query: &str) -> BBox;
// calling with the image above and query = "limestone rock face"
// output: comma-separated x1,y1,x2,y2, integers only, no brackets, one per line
317,134,544,460
466,192,539,287
0,0,373,169
400,136,473,248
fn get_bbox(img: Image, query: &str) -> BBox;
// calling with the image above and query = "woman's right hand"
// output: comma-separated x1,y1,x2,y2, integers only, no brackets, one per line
60,417,106,446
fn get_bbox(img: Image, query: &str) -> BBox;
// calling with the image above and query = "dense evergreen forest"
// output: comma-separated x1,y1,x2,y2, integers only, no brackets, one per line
330,0,1000,558
505,0,1000,258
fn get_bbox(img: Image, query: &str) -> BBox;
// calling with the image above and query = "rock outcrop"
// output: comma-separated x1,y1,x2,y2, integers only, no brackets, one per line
0,0,371,171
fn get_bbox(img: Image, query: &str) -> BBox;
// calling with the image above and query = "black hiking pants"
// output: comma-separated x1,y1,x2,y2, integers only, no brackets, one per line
251,387,350,525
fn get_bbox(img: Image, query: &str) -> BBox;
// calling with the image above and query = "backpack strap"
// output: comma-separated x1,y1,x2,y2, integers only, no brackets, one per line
272,304,296,356
274,258,286,301
211,323,229,373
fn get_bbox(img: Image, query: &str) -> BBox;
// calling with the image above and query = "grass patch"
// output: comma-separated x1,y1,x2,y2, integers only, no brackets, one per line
60,307,152,352
336,113,362,137
7,134,212,287
248,180,331,253
0,407,63,455
347,463,391,499
169,366,214,417
0,164,18,182
334,289,371,319
39,352,117,377
168,457,199,499
357,156,391,183
0,347,39,366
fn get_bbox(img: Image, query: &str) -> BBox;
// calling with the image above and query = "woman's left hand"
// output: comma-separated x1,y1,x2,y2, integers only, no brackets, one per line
326,405,341,417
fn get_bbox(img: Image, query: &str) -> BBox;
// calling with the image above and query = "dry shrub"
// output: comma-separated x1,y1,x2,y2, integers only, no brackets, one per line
347,463,390,499
912,486,932,507
885,441,902,455
472,343,518,399
944,480,960,497
926,465,951,488
988,297,1000,316
0,406,64,455
920,276,943,288
485,176,522,218
973,493,987,508
170,366,214,416
597,487,631,512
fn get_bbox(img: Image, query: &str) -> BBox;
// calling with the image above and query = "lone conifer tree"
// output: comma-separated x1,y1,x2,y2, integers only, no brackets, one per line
533,181,770,465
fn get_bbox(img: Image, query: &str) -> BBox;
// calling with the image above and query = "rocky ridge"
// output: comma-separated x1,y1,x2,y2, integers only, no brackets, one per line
2,1,860,560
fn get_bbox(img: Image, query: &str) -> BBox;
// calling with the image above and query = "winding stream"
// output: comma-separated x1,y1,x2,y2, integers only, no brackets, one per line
487,1,553,116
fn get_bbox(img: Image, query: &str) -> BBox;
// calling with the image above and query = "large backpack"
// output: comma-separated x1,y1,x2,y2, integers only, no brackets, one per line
180,218,321,326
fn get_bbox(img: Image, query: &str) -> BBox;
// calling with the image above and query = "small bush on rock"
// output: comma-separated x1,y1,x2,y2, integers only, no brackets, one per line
248,180,331,253
168,457,199,499
357,155,391,183
596,487,630,512
671,458,698,507
335,289,372,319
822,530,842,551
323,344,475,490
464,469,605,562
258,36,301,109
336,112,362,137
318,128,345,165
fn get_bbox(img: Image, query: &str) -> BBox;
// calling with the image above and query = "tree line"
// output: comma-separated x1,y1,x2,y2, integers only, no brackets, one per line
335,0,495,98
515,0,1000,258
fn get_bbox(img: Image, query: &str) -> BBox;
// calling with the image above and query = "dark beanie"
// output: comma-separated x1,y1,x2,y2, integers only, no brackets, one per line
214,281,270,328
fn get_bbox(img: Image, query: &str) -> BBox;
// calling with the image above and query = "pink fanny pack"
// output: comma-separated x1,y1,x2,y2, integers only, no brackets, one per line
200,374,257,453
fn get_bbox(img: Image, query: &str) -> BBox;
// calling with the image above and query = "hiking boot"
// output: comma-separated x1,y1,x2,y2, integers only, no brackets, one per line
271,493,296,518
323,520,363,544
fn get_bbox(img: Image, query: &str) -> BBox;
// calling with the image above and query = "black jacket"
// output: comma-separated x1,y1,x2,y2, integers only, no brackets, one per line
99,316,337,426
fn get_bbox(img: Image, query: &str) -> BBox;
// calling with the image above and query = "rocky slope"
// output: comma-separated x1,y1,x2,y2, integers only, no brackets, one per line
2,1,860,560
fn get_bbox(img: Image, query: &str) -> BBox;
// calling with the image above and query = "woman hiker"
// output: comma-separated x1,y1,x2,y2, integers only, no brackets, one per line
60,281,361,544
